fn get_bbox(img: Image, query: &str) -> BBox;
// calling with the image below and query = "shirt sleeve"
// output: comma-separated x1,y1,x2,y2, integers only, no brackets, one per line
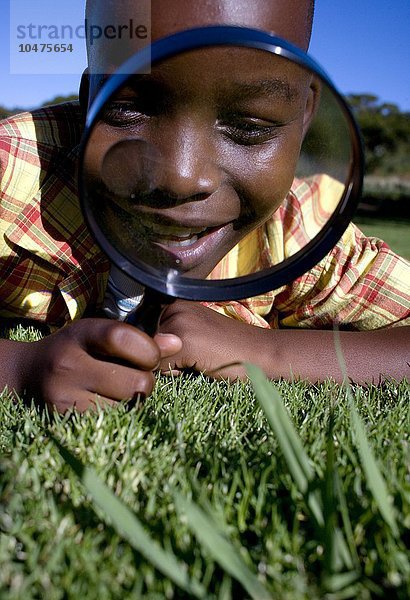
205,175,410,330
273,222,410,330
0,107,108,327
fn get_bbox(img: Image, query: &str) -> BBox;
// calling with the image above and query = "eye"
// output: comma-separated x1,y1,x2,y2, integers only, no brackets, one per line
102,100,147,127
217,114,282,145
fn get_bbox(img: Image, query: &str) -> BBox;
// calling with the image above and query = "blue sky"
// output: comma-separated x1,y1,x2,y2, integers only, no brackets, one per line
1,0,409,110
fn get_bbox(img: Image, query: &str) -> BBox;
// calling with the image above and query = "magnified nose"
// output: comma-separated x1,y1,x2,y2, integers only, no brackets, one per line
101,139,162,198
152,121,221,201
101,137,220,210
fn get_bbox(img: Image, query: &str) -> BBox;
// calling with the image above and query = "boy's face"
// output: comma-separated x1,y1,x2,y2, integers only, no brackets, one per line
84,0,317,277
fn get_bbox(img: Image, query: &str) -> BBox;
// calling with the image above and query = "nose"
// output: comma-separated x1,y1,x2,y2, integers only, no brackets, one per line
152,116,221,201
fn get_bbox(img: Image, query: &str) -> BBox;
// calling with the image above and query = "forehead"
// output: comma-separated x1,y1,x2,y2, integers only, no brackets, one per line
87,0,312,74
150,0,311,46
120,48,309,105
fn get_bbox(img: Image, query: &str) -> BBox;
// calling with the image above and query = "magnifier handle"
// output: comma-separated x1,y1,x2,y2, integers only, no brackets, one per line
125,289,172,337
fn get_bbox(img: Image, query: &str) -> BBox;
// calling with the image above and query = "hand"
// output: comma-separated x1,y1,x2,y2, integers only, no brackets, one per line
2,318,182,413
160,305,410,385
158,301,254,379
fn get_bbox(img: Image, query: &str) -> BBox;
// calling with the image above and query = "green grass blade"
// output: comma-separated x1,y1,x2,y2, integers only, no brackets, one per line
323,411,339,574
349,404,399,538
246,364,313,490
322,570,360,593
51,435,206,598
322,414,354,574
248,364,353,575
333,326,399,538
175,492,271,600
334,528,354,572
246,363,324,527
334,469,360,569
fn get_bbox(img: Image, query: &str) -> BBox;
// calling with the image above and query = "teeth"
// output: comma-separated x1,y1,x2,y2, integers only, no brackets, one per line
158,234,199,247
141,221,208,246
142,222,206,237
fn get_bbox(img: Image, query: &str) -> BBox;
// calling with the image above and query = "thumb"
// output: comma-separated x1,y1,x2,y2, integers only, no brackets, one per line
154,333,183,358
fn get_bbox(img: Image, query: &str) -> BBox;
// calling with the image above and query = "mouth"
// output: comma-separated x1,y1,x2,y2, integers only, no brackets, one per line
99,189,244,274
148,223,218,248
142,220,234,275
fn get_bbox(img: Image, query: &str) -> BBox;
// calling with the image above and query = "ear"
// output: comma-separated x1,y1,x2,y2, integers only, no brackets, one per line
302,75,321,137
79,68,90,115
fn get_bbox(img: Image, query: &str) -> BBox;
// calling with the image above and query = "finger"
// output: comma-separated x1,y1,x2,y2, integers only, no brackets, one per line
89,393,144,412
86,394,120,412
161,369,183,377
46,390,119,414
51,389,144,414
154,333,183,358
85,356,156,400
78,319,161,370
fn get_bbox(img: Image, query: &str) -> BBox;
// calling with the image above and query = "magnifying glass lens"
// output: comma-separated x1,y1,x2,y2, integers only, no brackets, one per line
80,29,362,309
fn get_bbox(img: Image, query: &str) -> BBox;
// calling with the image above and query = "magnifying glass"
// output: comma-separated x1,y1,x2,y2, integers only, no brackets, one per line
79,26,363,336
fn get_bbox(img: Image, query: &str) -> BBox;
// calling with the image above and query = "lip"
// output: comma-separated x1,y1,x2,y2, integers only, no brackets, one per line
151,222,233,274
99,194,240,274
136,209,232,230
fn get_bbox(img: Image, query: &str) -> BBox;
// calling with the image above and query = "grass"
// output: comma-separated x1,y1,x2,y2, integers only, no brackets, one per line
353,215,410,260
1,326,409,598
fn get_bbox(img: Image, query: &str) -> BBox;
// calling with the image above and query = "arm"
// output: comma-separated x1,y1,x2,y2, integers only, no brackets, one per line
159,301,410,384
245,324,410,384
0,319,182,412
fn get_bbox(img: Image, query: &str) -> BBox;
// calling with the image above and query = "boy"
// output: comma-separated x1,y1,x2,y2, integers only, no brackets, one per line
0,0,409,413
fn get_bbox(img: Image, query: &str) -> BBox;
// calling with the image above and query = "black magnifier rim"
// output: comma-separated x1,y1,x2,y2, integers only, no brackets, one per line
80,25,363,302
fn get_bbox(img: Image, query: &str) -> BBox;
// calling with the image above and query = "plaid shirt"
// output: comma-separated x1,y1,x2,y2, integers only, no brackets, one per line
1,103,409,330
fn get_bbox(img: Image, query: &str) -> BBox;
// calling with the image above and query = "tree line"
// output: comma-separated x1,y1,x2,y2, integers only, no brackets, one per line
347,94,409,177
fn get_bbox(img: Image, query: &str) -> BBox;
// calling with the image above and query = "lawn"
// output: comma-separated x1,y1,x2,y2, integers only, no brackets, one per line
0,327,409,599
353,215,410,260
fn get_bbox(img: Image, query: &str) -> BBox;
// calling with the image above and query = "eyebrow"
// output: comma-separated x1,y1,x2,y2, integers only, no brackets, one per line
227,79,300,102
94,75,300,104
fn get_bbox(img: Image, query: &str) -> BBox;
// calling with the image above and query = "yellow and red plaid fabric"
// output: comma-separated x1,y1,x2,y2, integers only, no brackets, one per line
1,103,409,330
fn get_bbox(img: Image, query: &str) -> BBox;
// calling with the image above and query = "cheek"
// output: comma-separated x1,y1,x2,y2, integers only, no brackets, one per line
86,123,135,172
224,125,304,222
84,126,118,181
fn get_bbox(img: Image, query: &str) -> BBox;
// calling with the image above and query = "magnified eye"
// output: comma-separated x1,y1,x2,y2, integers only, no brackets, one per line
102,100,147,127
218,114,282,145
